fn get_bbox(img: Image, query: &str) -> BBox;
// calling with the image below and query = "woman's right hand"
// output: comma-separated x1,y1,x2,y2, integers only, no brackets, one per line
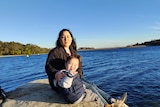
55,71,65,81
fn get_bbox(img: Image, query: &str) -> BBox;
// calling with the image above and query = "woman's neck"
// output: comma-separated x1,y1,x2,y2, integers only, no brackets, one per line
64,47,71,56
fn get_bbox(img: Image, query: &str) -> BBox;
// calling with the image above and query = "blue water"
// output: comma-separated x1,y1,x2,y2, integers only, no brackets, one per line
0,46,160,107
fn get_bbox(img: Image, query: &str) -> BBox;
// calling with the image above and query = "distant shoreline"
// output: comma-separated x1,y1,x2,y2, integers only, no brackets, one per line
0,54,26,58
78,47,123,51
0,53,47,58
0,45,149,57
78,45,147,51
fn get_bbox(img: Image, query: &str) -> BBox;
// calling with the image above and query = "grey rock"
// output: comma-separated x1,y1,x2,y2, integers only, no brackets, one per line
3,79,98,107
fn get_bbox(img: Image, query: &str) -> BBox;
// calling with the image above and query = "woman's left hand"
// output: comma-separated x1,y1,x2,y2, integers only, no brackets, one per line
55,71,65,81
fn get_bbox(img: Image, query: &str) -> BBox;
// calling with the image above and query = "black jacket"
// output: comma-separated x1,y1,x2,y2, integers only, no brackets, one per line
45,47,83,91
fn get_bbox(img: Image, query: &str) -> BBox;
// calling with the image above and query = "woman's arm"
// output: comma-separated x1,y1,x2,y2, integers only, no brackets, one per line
45,48,66,90
45,48,66,79
45,50,58,78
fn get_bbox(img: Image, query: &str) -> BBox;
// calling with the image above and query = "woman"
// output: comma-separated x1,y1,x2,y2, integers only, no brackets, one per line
45,29,83,92
45,29,128,106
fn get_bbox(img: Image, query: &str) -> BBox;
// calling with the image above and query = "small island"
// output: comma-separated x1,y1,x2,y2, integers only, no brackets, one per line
78,47,95,51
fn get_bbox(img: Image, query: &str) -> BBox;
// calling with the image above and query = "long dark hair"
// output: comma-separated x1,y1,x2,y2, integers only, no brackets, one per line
56,29,77,51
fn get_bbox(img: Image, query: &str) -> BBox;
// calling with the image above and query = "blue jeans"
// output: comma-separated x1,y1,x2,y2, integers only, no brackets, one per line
82,78,112,104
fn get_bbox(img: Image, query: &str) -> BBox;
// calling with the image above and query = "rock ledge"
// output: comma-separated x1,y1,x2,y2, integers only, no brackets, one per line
3,79,98,107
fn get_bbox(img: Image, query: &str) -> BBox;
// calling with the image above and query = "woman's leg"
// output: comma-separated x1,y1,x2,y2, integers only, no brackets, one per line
82,78,112,104
83,89,105,107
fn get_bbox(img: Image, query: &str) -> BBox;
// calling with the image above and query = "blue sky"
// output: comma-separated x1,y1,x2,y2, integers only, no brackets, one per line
0,0,160,49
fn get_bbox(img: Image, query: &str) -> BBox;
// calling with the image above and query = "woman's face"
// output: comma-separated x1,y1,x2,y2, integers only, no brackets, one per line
60,31,72,48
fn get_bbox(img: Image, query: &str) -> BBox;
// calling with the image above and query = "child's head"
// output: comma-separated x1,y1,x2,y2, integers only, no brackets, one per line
65,55,81,73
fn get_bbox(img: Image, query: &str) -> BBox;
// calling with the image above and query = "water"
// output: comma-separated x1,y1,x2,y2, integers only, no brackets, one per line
0,46,160,107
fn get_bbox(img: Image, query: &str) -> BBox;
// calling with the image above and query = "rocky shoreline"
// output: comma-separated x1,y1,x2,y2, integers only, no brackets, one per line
2,79,98,107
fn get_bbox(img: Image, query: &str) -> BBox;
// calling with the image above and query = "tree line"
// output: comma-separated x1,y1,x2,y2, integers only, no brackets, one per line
132,39,160,46
0,41,50,56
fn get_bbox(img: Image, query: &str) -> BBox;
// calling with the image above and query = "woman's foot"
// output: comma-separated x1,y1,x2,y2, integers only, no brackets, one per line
105,92,128,107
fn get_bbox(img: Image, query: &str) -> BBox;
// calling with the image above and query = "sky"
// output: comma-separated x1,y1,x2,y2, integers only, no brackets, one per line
0,0,160,49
